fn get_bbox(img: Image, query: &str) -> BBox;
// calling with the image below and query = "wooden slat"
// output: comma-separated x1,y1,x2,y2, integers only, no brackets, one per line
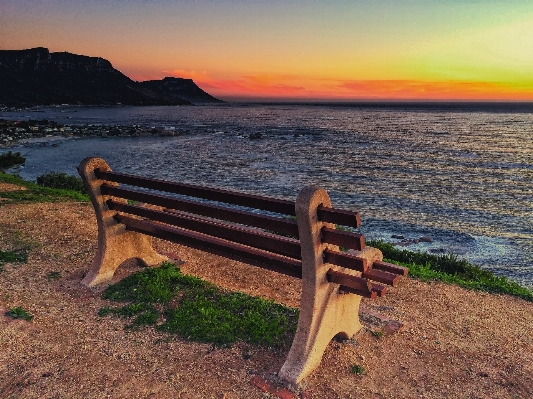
362,269,399,287
321,227,365,251
371,283,388,297
96,169,296,215
101,184,299,237
373,260,409,276
326,269,375,299
317,205,361,228
107,200,302,260
115,214,303,279
96,169,362,229
323,249,367,272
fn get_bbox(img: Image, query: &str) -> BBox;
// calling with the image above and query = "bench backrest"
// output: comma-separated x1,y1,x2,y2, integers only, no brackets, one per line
95,168,404,297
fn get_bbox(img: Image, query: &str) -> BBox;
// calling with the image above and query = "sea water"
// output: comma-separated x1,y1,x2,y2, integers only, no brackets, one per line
1,103,532,288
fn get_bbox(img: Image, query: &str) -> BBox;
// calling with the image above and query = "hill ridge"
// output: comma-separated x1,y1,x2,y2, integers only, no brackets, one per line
0,47,223,106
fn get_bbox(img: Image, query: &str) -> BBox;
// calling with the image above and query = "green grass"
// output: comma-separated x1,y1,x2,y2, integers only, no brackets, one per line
369,330,383,339
368,240,533,302
99,262,299,347
0,248,27,264
0,172,89,204
5,306,34,321
46,271,61,281
0,248,28,272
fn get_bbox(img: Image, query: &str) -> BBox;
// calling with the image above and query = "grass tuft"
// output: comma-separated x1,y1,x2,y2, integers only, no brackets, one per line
99,262,299,347
369,330,383,339
351,364,365,375
46,271,61,281
0,248,28,272
5,306,34,321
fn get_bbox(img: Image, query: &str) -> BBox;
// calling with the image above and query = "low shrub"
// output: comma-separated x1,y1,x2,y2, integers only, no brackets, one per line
0,248,28,272
36,172,87,194
0,151,25,172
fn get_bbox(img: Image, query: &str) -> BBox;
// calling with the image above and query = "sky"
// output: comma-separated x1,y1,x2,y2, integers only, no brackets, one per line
1,0,532,101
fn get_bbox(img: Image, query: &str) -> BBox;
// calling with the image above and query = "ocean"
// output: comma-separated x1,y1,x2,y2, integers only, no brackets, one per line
1,103,532,288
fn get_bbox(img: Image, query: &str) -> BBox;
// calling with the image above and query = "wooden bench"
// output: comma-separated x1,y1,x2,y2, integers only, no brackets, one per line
78,157,408,384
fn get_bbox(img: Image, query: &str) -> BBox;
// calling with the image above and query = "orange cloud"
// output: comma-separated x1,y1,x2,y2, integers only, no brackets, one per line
186,74,308,98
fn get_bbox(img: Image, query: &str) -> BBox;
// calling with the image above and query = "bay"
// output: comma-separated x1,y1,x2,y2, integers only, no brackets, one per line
2,103,532,288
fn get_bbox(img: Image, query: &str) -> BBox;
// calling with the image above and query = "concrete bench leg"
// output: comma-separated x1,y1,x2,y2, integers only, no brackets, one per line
78,157,167,287
278,185,364,384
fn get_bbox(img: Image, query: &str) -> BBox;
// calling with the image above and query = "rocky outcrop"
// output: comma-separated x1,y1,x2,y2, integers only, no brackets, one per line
139,77,223,104
0,48,222,107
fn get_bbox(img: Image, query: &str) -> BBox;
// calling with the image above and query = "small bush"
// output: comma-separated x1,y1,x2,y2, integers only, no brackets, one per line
0,151,25,172
36,172,87,194
369,330,383,339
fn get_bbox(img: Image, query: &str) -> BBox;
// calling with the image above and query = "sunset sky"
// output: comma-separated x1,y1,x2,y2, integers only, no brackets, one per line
1,0,532,101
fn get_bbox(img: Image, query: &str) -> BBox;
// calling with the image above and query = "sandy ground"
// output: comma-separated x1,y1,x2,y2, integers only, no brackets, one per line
1,197,532,398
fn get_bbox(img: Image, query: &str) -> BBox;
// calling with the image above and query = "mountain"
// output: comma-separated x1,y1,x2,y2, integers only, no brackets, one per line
0,48,223,106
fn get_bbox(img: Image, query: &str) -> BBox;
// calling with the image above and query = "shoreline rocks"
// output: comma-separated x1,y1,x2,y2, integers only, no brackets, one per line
0,118,188,148
392,234,435,248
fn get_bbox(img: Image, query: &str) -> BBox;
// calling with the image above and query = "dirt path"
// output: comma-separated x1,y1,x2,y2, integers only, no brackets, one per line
1,202,532,398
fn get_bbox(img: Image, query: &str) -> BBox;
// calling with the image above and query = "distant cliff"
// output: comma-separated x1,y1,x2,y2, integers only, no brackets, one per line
0,48,223,106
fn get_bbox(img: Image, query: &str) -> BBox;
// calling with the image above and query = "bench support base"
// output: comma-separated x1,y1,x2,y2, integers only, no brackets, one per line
79,157,167,287
279,186,372,384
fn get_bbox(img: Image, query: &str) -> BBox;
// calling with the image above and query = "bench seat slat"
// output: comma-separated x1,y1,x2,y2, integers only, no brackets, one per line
370,283,388,297
373,260,409,276
362,269,400,287
115,214,303,279
101,184,300,237
107,200,302,260
323,249,367,272
326,269,376,299
321,227,365,251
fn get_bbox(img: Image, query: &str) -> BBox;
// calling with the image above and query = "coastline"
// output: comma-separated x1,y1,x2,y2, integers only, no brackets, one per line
2,109,532,289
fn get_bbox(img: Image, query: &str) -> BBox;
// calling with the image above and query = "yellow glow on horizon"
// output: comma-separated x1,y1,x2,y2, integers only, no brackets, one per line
192,75,533,101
